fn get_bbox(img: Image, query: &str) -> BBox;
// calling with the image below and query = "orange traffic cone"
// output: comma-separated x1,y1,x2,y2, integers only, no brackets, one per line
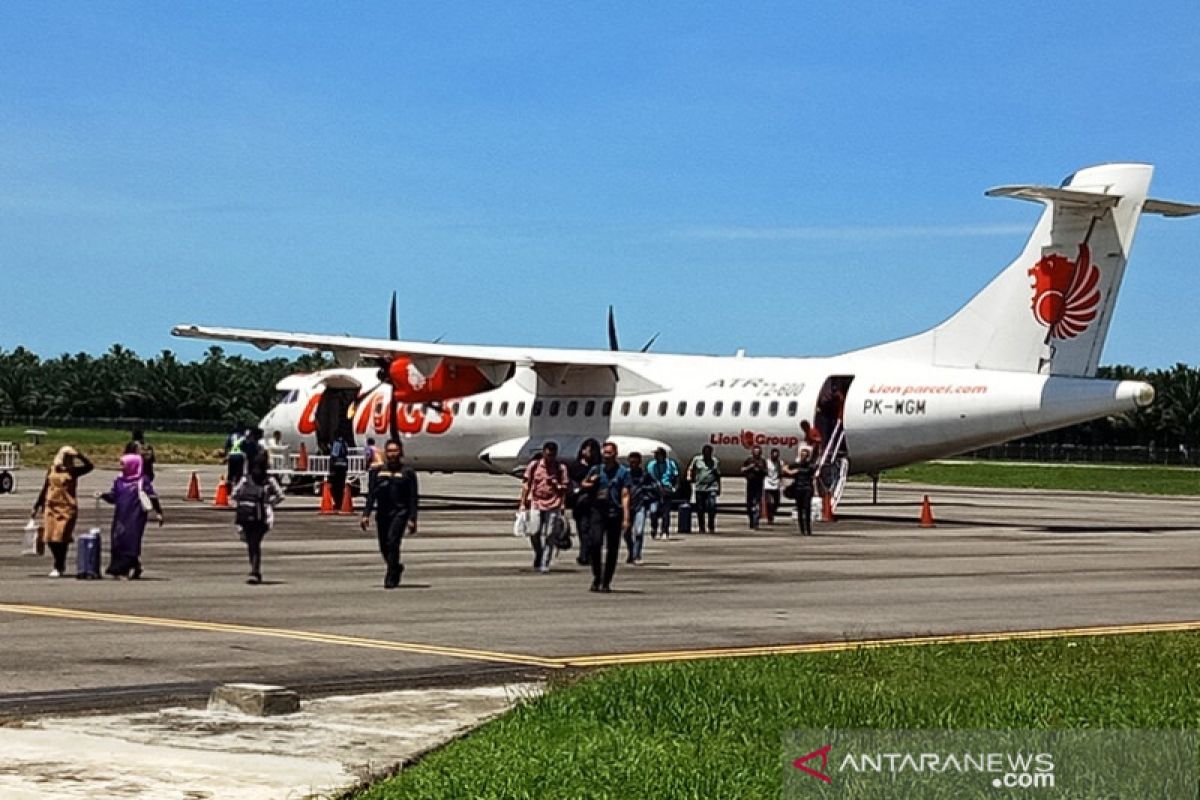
339,485,354,515
186,472,202,501
318,480,335,515
298,442,309,472
821,493,835,523
213,481,229,507
919,495,936,528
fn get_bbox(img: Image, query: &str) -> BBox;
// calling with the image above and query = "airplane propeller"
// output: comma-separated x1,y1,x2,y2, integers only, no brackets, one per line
607,305,659,353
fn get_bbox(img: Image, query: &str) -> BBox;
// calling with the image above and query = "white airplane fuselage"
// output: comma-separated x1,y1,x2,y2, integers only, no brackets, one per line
260,355,1151,476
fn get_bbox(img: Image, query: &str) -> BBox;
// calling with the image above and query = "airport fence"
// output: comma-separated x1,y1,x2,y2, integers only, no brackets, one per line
961,441,1199,467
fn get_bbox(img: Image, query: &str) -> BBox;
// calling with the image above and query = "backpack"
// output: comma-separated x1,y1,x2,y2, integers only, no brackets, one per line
235,481,268,526
330,439,349,466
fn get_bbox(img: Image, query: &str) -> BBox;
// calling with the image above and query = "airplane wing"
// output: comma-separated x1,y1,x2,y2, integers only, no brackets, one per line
170,324,665,392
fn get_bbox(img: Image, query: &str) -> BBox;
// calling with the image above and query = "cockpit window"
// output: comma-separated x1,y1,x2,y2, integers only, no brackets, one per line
275,389,300,404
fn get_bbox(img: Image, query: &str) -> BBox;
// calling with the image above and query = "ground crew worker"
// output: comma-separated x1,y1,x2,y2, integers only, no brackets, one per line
360,440,419,589
223,425,247,489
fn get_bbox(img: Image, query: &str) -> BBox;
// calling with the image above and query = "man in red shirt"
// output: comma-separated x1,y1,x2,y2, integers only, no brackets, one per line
518,441,569,573
800,419,823,461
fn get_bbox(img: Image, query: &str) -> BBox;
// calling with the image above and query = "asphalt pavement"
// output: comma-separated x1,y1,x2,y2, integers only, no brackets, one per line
1,464,1196,715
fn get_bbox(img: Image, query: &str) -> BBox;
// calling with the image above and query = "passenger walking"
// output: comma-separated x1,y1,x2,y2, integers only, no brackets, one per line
328,433,350,509
30,447,95,577
98,453,163,579
799,420,823,462
764,448,783,525
129,428,156,483
568,438,601,566
581,442,631,592
518,442,569,573
687,445,721,533
784,446,817,536
624,452,657,565
646,447,680,539
360,440,420,589
740,446,768,529
232,459,284,584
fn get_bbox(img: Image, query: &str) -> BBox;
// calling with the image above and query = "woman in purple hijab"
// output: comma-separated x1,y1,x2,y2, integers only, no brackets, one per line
99,453,164,579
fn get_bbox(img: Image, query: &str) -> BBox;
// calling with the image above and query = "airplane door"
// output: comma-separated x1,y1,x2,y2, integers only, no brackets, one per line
314,383,360,453
814,375,854,505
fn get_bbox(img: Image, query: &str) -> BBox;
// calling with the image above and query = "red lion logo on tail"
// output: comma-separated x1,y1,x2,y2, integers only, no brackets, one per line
1029,243,1101,339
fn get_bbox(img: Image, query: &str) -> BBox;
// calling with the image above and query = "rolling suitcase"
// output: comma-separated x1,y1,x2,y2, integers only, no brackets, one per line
76,500,103,579
76,532,102,579
677,503,692,534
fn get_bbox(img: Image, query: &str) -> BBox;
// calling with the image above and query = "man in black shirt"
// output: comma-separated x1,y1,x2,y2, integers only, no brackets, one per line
740,445,768,530
784,446,817,536
360,440,419,588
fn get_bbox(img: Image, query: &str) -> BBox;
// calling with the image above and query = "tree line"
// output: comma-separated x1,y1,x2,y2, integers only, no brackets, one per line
0,345,330,428
0,346,1196,448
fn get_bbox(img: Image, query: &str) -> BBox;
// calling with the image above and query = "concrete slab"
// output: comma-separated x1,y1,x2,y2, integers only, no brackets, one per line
0,682,540,799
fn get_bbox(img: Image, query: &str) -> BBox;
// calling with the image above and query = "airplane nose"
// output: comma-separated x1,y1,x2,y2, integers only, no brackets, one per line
1117,380,1155,409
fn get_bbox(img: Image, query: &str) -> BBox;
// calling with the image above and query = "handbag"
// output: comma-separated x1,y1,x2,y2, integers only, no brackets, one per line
22,519,44,556
549,514,572,551
137,480,154,513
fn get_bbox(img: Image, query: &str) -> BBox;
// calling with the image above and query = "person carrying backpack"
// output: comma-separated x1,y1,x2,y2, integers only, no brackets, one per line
232,459,285,584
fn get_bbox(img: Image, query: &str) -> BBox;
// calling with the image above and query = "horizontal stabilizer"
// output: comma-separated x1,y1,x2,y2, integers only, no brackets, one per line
1143,198,1200,217
985,185,1121,210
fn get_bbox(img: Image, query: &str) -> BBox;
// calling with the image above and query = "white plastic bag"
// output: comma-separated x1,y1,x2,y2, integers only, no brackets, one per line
513,509,531,537
22,519,43,556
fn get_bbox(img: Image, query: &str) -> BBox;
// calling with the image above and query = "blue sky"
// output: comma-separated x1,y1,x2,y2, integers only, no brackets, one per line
2,2,1198,367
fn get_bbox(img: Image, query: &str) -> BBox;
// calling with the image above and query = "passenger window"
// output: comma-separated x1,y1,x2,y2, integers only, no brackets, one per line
749,401,760,417
567,400,579,417
602,400,613,416
713,401,724,417
451,401,460,414
621,401,631,416
786,401,798,417
532,400,543,416
584,400,595,416
731,401,742,417
467,402,476,416
696,401,706,417
499,402,509,416
483,402,493,416
768,401,779,417
517,401,527,416
549,401,561,417
676,401,687,416
657,401,668,416
639,401,649,416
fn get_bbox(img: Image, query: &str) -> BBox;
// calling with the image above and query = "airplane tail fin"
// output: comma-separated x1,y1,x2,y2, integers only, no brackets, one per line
861,163,1199,376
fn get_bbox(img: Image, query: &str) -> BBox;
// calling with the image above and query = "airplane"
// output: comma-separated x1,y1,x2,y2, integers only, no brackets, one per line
173,163,1198,507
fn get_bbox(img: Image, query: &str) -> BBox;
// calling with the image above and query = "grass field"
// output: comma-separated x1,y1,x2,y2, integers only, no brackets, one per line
884,460,1200,495
355,632,1200,799
0,427,224,469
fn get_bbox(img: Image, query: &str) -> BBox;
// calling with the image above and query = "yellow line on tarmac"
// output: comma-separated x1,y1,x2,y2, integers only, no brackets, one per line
0,604,563,669
558,620,1200,668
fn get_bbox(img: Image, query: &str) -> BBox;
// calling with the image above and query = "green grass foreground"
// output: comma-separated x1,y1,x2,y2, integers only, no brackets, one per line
0,426,224,468
884,461,1200,495
355,633,1200,800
